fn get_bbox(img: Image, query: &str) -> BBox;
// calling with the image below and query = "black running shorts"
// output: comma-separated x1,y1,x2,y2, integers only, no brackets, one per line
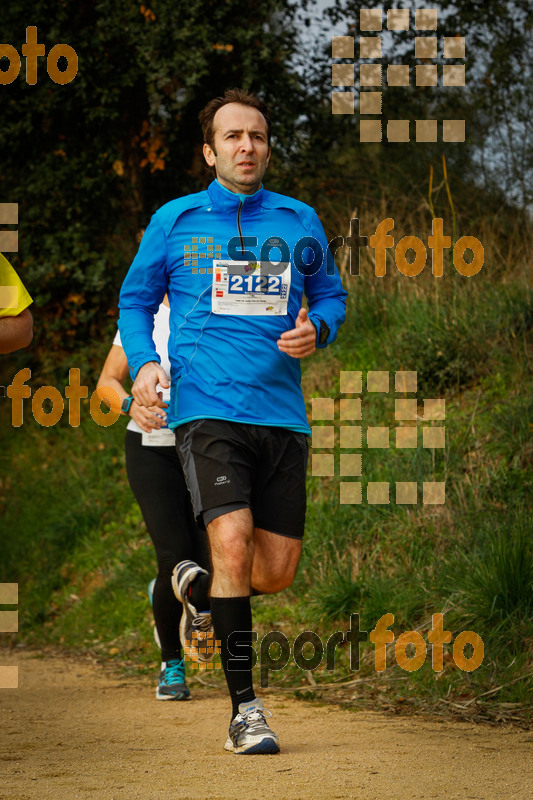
175,419,309,539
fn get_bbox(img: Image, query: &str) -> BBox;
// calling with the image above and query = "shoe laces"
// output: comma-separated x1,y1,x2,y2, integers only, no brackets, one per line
191,611,212,634
239,706,272,726
165,658,185,684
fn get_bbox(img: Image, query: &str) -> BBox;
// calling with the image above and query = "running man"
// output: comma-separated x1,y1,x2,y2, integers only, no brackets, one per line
118,88,347,754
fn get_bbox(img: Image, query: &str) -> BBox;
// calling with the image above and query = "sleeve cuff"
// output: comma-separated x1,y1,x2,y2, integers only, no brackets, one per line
308,316,330,347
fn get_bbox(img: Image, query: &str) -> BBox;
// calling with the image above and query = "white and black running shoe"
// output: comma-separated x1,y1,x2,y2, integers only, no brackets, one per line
224,699,280,755
171,560,214,663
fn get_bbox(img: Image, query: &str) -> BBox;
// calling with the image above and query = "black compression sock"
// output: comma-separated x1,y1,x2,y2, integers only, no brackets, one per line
189,572,211,611
210,596,256,719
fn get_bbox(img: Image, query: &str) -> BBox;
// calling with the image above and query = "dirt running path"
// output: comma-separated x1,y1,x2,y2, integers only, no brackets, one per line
0,649,531,800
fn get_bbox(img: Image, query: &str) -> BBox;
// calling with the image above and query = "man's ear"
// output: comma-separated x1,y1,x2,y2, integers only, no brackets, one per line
266,147,271,167
203,142,216,167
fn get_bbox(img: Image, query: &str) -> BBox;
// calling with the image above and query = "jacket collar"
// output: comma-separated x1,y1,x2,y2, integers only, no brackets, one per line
207,179,264,213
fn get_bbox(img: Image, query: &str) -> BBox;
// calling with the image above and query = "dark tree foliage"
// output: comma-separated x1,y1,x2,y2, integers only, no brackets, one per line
0,0,308,373
319,0,532,211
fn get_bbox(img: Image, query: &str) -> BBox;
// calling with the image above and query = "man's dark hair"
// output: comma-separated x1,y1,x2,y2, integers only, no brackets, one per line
199,88,271,151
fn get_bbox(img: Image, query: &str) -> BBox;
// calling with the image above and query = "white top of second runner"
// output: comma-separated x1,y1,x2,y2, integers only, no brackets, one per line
113,302,171,435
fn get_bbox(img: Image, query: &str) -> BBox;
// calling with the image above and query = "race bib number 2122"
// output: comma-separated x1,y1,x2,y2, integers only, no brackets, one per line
211,260,290,316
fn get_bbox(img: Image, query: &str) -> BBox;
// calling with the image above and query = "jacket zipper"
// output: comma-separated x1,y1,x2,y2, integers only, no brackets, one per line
237,200,245,256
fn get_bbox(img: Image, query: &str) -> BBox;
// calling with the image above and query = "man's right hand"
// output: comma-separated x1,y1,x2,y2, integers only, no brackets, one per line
131,361,170,408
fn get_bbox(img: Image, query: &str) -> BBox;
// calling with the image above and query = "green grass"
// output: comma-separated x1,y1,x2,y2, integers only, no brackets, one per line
443,508,533,640
291,267,533,719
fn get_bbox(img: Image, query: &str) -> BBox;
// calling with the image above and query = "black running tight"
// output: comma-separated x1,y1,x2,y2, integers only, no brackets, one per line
124,430,210,663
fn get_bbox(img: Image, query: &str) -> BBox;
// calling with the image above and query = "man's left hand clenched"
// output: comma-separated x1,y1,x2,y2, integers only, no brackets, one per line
277,308,317,358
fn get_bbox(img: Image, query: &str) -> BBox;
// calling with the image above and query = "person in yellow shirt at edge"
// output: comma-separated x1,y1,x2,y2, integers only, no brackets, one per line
0,252,33,354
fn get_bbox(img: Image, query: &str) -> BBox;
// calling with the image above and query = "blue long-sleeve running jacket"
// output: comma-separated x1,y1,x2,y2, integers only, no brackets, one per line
118,179,347,434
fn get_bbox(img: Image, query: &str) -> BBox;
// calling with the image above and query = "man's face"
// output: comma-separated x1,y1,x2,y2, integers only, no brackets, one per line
203,103,270,195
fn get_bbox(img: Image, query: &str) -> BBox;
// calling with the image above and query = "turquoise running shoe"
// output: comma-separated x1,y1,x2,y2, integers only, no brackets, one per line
156,658,190,701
